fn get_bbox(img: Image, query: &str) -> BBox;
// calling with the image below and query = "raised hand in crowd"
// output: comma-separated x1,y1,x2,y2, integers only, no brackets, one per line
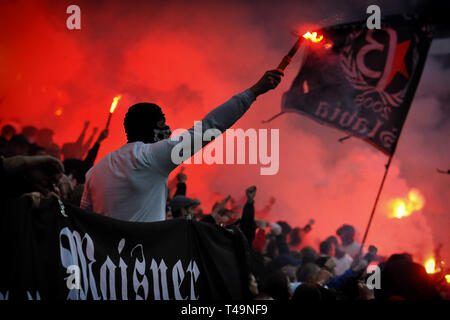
246,185,257,203
96,128,109,144
212,195,231,216
177,172,187,184
249,70,284,96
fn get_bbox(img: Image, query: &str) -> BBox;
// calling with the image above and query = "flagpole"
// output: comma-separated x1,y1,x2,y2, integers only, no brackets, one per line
359,152,394,253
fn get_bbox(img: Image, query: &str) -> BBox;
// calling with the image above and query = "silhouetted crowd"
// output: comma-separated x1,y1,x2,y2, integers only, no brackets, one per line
1,122,449,301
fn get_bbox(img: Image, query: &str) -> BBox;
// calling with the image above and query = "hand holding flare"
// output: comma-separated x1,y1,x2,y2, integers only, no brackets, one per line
276,30,324,72
105,95,121,129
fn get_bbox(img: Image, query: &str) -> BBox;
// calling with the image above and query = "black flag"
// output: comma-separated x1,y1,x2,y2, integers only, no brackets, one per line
282,18,433,155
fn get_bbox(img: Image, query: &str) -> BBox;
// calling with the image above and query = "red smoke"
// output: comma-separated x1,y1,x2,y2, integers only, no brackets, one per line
1,0,449,265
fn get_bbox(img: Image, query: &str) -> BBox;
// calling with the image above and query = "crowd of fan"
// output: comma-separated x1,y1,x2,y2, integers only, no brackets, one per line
166,171,449,301
1,122,449,301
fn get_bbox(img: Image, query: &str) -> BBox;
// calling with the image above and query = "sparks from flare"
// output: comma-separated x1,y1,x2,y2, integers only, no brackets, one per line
302,31,323,43
387,188,425,219
276,30,326,72
425,258,436,274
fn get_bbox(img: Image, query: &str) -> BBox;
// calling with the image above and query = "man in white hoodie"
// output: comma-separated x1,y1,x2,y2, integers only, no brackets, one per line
81,69,283,222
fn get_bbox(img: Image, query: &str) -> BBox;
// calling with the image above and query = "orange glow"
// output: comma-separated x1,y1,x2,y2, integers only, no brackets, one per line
55,108,63,116
425,258,436,274
388,189,425,219
110,95,121,113
302,31,323,43
445,274,450,283
324,42,332,49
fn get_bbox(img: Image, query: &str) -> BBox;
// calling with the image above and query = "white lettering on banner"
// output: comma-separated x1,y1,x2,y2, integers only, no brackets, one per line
58,227,200,300
366,5,381,30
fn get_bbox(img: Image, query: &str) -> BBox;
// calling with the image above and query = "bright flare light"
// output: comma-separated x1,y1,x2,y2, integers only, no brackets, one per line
110,95,121,113
388,188,425,219
302,31,324,43
425,258,436,274
445,274,450,283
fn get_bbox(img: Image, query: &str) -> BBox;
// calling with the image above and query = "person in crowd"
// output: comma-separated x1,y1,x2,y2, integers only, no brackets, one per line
260,270,292,300
299,246,318,265
62,121,98,160
292,283,322,301
227,186,258,246
21,125,38,144
332,244,353,276
269,253,302,284
316,239,335,268
297,262,321,283
200,195,231,225
170,195,200,219
0,154,66,202
5,134,30,156
64,129,109,186
376,254,441,300
81,69,283,222
288,219,314,251
1,124,16,141
336,224,362,259
172,171,187,197
35,128,55,152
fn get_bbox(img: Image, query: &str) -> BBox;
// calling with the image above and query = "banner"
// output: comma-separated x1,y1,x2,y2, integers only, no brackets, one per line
0,197,251,300
282,19,433,155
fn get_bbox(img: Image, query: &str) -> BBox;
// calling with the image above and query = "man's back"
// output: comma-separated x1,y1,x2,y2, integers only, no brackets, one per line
81,142,168,222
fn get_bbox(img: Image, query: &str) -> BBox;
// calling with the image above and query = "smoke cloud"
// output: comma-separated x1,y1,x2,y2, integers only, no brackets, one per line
1,0,448,265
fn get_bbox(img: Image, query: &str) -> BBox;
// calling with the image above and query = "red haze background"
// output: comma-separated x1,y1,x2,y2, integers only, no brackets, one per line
1,0,449,265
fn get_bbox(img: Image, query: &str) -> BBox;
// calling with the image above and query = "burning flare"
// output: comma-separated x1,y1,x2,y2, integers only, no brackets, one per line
445,274,450,284
110,95,122,114
388,188,425,219
425,258,436,274
302,31,323,43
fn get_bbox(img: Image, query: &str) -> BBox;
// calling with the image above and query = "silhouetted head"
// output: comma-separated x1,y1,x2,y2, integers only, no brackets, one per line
1,124,16,141
337,224,355,245
325,235,339,247
260,270,291,300
319,240,334,256
124,102,171,144
9,134,30,155
376,259,440,300
297,262,320,283
292,283,322,301
300,246,318,265
22,125,38,143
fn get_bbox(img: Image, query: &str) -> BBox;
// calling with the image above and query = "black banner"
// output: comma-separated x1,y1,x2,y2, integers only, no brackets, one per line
282,19,433,155
0,197,251,300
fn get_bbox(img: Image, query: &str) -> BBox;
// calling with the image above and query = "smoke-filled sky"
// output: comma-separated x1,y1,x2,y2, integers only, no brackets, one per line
1,0,449,265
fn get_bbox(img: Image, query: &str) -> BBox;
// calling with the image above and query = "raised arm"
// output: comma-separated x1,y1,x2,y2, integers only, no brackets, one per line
147,70,283,174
